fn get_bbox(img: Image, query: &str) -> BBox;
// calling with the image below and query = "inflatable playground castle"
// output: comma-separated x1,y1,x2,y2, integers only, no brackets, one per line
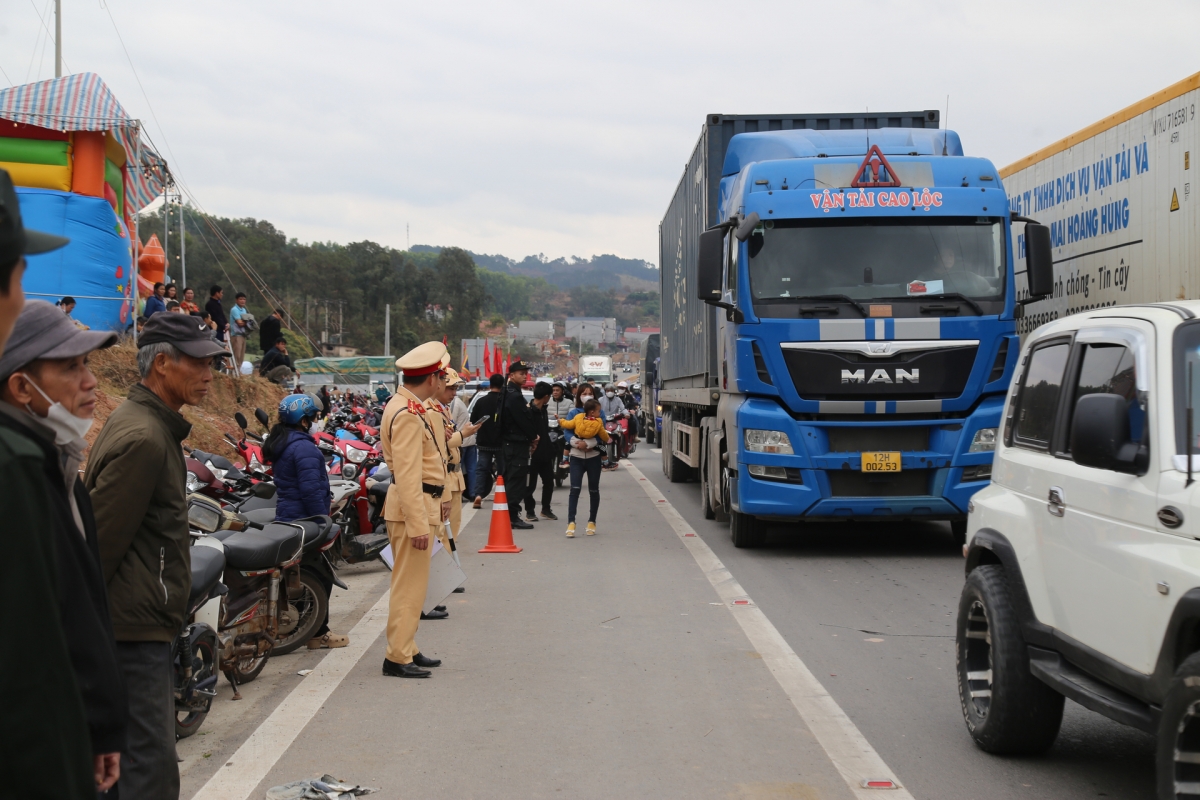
0,73,169,331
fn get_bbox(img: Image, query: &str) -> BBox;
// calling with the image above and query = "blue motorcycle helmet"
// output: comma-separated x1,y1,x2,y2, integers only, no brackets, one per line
278,393,320,426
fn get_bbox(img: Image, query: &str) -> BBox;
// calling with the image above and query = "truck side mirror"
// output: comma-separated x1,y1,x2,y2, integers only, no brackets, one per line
1070,393,1147,474
697,228,725,305
1025,223,1054,299
735,212,760,242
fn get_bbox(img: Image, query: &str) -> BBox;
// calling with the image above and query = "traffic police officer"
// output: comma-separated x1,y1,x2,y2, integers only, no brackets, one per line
380,341,450,679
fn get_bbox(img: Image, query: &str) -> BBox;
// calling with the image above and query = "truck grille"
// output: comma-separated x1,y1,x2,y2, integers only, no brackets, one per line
826,427,929,453
782,343,977,401
828,469,930,497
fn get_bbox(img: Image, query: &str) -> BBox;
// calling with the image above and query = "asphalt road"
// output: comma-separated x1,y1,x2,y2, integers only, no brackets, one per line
635,448,1156,800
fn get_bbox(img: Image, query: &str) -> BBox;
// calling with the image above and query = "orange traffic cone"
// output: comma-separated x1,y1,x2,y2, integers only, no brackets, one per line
478,477,523,554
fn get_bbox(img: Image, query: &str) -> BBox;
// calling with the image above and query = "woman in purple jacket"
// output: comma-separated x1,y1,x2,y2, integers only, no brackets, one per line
262,394,347,648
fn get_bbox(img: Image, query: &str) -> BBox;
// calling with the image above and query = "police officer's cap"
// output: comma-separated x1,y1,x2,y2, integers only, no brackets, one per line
396,341,449,377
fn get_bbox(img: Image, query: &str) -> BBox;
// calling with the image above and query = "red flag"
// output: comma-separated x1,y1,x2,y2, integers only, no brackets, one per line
493,344,502,375
483,340,491,374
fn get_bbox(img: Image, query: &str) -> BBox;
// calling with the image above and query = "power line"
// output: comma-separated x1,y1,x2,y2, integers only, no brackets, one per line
26,0,70,76
25,0,52,84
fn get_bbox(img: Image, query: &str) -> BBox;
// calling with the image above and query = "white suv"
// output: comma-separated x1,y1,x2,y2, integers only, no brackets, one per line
958,301,1200,798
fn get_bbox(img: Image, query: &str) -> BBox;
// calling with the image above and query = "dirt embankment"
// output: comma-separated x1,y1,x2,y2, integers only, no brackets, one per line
87,341,288,465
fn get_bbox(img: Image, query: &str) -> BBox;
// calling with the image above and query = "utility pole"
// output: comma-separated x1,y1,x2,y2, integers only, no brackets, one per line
54,0,62,78
384,304,390,356
179,199,186,290
338,301,343,343
163,190,169,283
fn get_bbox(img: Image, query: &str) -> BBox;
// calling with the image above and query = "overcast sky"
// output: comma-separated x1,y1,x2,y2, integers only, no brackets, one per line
2,1,1198,265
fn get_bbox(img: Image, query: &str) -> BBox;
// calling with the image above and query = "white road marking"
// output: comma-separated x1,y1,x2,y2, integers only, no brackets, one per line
623,462,914,800
192,506,478,800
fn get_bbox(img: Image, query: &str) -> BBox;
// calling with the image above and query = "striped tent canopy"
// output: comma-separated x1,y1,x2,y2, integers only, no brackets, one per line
0,72,167,212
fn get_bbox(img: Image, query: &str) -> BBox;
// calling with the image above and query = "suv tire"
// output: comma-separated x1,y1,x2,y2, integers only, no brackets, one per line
956,565,1063,754
1157,652,1200,799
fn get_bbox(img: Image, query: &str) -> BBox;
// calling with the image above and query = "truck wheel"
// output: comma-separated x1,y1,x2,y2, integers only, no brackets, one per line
701,460,715,520
645,417,655,446
1156,652,1200,799
730,509,765,548
956,565,1063,754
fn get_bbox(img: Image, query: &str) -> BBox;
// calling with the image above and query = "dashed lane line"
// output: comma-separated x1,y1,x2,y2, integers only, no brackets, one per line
191,505,478,800
623,461,914,799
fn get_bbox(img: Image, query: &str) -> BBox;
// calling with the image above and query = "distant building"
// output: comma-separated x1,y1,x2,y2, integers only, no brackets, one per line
623,326,659,344
510,320,555,343
320,344,360,358
566,317,618,346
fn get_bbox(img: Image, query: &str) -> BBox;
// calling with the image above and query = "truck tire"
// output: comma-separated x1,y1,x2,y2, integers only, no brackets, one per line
700,459,715,520
644,416,655,445
730,509,765,548
956,565,1063,754
1157,652,1200,800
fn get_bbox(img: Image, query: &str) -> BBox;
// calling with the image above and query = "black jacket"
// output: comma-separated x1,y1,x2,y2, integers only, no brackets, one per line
528,402,555,462
470,391,503,449
259,314,282,352
205,297,227,335
260,346,293,375
498,382,538,444
0,411,127,756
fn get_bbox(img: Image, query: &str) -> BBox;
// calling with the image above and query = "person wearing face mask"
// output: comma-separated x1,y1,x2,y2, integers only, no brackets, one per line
0,299,126,794
86,312,230,799
0,171,109,800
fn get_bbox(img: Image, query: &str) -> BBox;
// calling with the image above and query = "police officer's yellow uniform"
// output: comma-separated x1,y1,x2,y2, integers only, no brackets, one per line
427,368,467,548
380,342,448,674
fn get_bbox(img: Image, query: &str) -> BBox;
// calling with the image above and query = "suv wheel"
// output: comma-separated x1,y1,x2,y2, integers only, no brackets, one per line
956,565,1063,753
1157,652,1200,799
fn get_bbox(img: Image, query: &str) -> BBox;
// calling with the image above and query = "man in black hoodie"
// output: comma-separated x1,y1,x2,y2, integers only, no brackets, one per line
497,361,539,530
469,373,505,507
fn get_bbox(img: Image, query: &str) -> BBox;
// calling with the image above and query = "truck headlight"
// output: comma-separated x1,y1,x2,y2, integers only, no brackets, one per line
968,428,998,453
744,429,793,454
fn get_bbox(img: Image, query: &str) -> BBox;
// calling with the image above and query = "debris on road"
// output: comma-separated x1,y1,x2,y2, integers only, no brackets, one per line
266,774,379,799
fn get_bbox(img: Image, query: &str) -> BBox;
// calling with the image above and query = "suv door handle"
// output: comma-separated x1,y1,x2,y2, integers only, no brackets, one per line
1047,486,1066,517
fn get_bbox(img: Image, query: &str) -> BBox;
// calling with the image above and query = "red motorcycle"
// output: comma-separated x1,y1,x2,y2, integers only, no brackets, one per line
225,410,270,478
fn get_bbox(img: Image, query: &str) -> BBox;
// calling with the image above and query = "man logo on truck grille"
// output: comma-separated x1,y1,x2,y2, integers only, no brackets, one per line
841,368,919,384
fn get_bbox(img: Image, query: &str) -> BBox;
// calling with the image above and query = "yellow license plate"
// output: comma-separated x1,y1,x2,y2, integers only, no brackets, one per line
861,452,902,473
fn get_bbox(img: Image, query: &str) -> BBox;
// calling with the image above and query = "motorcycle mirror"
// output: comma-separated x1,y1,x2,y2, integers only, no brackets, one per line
254,408,271,428
250,482,277,499
234,412,248,430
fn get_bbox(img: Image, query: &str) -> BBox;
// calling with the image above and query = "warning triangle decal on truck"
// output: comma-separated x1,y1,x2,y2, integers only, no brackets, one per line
1171,188,1180,212
851,144,903,188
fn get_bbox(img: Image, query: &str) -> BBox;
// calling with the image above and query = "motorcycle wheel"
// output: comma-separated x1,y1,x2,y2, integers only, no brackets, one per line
225,649,269,685
271,570,329,656
175,628,218,739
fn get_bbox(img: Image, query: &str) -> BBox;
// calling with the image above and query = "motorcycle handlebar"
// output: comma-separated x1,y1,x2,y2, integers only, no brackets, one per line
246,520,264,530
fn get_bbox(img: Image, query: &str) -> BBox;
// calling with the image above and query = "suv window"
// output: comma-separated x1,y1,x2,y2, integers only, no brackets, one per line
1065,344,1143,453
1011,342,1070,449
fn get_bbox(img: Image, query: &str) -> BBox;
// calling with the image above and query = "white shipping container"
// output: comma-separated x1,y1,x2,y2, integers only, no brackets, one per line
1002,72,1200,336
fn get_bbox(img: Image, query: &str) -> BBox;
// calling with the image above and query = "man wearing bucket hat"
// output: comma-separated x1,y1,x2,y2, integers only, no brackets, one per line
0,169,99,797
0,300,125,792
86,311,230,798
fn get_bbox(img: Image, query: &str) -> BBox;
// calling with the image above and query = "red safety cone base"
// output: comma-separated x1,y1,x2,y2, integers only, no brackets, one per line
479,476,522,553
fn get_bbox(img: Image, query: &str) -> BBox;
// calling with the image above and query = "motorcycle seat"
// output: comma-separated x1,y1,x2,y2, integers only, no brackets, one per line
240,508,277,525
220,524,304,571
287,516,336,553
368,477,391,502
188,545,226,609
236,494,277,513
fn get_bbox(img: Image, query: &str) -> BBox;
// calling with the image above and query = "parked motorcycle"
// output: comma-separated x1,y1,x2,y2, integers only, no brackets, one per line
174,539,227,739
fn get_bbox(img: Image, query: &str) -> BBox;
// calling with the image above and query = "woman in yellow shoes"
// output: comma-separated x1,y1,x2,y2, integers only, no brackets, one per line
558,399,610,537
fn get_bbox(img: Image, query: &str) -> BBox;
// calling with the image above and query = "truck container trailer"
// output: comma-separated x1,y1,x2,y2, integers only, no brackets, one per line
1002,70,1200,328
658,112,1054,546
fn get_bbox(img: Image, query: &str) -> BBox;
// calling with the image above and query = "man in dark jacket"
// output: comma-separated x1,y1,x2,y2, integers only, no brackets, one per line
205,284,228,341
469,373,505,507
0,301,125,792
259,307,283,353
261,337,295,384
0,169,96,799
497,361,539,530
86,312,230,799
523,381,558,523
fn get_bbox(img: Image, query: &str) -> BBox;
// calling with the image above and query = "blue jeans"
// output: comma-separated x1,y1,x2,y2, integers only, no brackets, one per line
568,456,602,524
461,445,478,499
474,447,499,499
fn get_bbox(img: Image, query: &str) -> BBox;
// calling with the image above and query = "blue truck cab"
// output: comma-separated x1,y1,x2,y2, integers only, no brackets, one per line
657,113,1053,546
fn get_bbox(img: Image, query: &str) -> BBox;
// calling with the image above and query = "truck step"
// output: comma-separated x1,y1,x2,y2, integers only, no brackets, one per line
1028,647,1158,733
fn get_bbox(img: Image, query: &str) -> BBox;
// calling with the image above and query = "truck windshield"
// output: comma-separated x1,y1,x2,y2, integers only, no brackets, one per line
747,217,1005,309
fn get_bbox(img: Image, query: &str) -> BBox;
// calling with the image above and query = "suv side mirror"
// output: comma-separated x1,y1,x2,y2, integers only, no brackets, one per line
696,228,725,305
1070,393,1148,474
1025,223,1054,299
